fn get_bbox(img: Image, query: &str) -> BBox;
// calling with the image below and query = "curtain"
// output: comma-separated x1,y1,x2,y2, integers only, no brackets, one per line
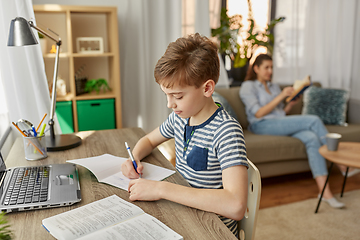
0,0,58,153
273,0,360,100
121,0,182,132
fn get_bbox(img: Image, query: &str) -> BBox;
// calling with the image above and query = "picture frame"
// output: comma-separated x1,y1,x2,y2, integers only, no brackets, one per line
76,37,104,54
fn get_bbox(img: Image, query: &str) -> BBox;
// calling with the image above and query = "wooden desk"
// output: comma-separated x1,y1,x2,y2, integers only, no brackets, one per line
5,128,236,240
315,142,360,213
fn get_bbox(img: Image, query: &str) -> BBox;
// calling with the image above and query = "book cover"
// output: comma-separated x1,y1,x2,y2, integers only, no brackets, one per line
286,75,312,102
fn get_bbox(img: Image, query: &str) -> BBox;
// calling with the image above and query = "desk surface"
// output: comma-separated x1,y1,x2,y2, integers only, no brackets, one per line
5,128,236,240
319,142,360,168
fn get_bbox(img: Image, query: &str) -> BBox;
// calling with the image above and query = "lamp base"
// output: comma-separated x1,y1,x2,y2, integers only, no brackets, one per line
45,134,82,152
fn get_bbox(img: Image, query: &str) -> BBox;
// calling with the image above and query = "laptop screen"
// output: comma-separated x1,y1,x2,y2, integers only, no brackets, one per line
0,152,6,179
0,152,6,173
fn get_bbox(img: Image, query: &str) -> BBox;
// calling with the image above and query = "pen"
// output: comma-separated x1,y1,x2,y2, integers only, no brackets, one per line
32,126,37,137
125,142,142,178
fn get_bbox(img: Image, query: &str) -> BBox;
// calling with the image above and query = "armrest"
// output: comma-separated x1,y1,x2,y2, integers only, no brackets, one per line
348,98,360,124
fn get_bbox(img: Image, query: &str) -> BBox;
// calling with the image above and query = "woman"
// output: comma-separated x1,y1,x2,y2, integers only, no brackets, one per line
240,54,348,208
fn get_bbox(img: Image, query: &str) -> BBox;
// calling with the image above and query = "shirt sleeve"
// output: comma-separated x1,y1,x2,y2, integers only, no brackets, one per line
214,120,248,170
240,81,261,116
159,112,175,139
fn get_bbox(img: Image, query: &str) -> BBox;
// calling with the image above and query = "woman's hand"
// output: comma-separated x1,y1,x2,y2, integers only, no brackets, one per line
281,86,294,98
128,179,162,201
121,159,143,179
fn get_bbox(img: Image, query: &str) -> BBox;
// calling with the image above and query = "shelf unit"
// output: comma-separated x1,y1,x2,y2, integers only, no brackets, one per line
33,5,122,132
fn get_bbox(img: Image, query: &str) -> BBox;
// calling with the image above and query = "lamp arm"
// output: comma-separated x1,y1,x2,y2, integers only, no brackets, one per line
48,43,61,139
28,21,60,44
28,21,62,139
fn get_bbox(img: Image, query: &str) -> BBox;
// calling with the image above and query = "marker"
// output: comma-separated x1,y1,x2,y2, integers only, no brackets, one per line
39,123,46,137
125,142,142,178
32,126,37,137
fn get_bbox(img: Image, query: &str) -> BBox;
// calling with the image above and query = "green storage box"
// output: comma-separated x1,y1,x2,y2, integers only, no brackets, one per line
56,101,74,133
77,98,115,131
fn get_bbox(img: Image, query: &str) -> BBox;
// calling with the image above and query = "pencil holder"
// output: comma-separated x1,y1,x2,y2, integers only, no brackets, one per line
23,133,47,160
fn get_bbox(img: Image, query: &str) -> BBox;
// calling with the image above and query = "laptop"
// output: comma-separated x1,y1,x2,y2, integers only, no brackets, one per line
0,151,81,213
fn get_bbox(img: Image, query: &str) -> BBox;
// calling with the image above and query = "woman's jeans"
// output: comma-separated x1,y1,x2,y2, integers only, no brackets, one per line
249,115,328,178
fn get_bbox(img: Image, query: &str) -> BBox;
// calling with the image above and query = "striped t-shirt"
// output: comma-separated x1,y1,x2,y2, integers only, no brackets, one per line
159,104,248,236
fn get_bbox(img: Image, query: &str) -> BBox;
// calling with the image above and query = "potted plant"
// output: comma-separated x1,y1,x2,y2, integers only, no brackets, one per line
0,212,13,239
84,78,111,94
38,32,47,55
212,0,285,84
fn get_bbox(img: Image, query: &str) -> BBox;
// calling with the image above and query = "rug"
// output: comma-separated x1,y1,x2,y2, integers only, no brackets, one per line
254,189,360,240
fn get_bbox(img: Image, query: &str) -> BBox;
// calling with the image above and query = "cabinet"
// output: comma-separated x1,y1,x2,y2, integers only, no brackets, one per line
33,5,122,132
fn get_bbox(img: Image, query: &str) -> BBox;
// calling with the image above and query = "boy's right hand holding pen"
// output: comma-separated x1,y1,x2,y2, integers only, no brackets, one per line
123,142,143,179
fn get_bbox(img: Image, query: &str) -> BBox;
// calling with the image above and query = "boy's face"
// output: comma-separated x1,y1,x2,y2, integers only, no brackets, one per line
161,83,206,119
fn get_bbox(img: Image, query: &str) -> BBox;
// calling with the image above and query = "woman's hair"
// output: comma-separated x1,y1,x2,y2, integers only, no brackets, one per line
244,54,273,81
154,33,219,88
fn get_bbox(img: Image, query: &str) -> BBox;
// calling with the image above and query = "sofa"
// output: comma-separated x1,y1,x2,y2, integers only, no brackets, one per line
214,84,360,178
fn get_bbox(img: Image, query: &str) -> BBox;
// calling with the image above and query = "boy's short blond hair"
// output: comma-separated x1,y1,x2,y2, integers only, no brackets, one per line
154,33,219,88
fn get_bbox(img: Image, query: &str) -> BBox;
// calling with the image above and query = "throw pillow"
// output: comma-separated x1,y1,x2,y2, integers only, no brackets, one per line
302,86,349,125
212,92,238,121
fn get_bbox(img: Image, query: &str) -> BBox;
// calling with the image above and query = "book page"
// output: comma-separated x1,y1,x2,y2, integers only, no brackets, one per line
101,162,176,190
77,213,183,240
67,154,125,181
42,195,144,240
67,154,176,191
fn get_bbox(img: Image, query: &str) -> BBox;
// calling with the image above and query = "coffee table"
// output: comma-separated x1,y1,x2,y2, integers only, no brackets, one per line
315,142,360,213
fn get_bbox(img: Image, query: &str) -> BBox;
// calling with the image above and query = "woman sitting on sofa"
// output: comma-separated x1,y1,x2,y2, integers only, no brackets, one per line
239,54,349,208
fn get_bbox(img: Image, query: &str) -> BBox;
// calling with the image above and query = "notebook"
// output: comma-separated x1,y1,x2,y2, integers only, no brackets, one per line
0,151,81,213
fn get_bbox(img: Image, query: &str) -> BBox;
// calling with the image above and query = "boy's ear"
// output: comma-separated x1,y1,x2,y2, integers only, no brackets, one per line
203,79,216,97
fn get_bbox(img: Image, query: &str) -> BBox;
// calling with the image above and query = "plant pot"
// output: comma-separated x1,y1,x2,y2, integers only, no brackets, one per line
229,61,249,86
39,38,47,55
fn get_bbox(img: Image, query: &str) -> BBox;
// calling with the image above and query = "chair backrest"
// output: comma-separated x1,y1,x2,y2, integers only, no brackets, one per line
238,158,261,240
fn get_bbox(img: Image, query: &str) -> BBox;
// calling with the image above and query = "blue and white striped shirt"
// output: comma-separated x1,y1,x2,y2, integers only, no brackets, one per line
159,104,248,236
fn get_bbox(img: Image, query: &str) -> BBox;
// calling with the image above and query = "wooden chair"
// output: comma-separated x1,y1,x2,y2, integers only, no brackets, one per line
238,158,261,240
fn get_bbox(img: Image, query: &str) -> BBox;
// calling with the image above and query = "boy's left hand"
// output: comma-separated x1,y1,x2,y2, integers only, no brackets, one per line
128,179,162,201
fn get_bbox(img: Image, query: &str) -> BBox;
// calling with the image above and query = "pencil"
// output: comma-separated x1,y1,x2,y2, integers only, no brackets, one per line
36,113,47,132
12,122,45,156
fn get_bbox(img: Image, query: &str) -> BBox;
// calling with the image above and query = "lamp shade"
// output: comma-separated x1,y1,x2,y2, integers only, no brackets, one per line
8,17,38,46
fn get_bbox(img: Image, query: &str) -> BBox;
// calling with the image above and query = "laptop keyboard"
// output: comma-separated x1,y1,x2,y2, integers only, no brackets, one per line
3,166,50,205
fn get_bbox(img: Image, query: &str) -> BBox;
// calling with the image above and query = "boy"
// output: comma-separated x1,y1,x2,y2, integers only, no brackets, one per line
121,33,248,236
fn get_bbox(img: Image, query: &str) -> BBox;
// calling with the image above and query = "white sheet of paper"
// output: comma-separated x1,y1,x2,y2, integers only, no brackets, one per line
67,154,175,191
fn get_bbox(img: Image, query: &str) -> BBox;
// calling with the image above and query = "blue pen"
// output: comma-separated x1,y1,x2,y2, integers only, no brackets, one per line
125,142,142,178
32,126,37,137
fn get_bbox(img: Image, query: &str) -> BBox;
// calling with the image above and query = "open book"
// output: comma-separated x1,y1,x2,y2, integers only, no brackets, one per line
67,154,175,191
285,75,312,102
42,195,183,240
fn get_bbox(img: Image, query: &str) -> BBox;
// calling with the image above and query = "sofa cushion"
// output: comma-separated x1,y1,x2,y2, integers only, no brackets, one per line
215,87,249,129
243,130,307,164
212,92,238,121
302,86,349,125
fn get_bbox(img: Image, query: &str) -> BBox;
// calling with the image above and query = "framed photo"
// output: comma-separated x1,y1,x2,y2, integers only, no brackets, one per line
76,37,104,54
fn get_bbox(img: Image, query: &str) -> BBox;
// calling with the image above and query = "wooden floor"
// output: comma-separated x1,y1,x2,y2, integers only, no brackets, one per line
260,167,360,209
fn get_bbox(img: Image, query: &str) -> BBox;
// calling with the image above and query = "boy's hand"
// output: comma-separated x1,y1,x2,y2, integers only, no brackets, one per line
128,179,162,201
121,159,143,179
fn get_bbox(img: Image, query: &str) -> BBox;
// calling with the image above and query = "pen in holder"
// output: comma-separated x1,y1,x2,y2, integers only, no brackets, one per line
23,133,47,160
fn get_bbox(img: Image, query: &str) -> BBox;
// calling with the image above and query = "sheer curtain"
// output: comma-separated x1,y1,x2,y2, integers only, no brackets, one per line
0,0,56,156
273,0,360,100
